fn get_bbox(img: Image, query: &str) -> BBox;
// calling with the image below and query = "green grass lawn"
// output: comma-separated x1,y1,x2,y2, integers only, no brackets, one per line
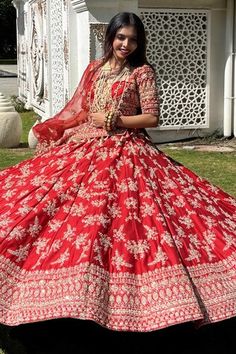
160,148,236,197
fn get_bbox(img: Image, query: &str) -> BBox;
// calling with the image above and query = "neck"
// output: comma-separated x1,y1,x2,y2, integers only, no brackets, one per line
109,57,126,71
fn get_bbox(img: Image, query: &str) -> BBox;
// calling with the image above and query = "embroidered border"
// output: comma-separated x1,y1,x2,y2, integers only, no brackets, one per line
0,254,235,331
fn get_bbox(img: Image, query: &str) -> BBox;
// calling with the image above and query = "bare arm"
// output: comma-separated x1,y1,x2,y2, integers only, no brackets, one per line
91,112,158,129
116,113,159,129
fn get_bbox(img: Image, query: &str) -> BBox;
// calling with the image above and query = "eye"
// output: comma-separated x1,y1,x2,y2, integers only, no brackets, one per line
116,34,137,43
116,34,125,40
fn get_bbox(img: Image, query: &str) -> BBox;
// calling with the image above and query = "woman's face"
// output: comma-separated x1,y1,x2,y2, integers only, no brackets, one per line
112,25,138,62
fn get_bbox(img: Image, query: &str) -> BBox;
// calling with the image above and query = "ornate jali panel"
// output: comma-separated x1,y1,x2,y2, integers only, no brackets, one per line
140,9,209,129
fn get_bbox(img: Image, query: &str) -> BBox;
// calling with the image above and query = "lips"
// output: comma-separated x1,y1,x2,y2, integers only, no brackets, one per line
119,48,130,56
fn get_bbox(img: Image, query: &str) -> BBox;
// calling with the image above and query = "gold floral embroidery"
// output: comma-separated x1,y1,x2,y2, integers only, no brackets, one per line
0,255,235,330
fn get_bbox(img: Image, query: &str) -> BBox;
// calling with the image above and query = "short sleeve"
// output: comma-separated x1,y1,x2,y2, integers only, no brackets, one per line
135,65,159,116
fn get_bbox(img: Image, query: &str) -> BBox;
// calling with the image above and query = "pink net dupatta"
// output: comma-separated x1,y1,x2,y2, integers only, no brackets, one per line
33,60,101,144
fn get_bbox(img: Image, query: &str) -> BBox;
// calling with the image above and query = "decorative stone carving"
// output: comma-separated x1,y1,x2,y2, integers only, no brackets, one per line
90,23,107,60
91,23,107,43
18,28,28,100
30,1,44,102
0,93,22,148
71,0,88,13
44,38,48,64
141,9,209,129
50,0,67,115
64,33,69,68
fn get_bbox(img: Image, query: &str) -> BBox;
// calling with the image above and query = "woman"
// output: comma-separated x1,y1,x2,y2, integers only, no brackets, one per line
0,12,235,332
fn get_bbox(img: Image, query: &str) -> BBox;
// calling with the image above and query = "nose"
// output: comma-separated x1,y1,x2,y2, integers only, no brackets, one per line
123,38,129,47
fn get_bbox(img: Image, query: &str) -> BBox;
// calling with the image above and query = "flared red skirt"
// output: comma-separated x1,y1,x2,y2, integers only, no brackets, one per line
0,133,235,331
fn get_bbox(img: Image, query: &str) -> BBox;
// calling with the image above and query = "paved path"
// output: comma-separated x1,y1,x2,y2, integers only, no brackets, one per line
0,64,18,98
0,65,17,75
159,137,236,152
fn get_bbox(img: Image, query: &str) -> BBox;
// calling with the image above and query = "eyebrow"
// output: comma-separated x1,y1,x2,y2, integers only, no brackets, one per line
117,33,137,39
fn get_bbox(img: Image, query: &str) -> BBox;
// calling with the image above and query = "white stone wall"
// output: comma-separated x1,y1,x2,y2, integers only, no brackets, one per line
139,0,227,142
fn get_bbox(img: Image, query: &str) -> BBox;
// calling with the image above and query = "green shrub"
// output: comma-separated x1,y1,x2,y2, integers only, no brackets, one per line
10,95,30,113
0,59,17,64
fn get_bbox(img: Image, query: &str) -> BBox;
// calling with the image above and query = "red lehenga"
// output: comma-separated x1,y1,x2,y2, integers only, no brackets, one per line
0,60,235,332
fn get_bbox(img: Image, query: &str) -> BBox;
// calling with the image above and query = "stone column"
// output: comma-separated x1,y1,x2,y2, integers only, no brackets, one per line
224,0,234,137
12,0,30,106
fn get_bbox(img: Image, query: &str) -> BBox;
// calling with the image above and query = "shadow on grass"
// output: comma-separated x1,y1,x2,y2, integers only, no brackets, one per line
1,316,235,354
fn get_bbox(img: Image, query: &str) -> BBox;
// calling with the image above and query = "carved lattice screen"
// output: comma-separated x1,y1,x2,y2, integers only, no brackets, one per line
140,9,209,129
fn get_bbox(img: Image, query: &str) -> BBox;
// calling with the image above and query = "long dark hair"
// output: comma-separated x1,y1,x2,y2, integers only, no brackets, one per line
103,12,148,68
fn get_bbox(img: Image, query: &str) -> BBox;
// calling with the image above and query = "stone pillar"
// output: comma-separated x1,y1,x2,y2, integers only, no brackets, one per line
12,0,30,106
224,0,234,137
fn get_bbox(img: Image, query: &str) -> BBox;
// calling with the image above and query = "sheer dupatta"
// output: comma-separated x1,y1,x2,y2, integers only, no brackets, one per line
33,59,102,144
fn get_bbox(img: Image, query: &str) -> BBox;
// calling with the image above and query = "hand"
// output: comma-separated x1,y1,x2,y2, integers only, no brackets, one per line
90,112,105,128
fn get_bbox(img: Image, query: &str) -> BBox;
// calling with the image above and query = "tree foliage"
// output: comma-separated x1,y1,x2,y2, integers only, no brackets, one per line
0,0,16,58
